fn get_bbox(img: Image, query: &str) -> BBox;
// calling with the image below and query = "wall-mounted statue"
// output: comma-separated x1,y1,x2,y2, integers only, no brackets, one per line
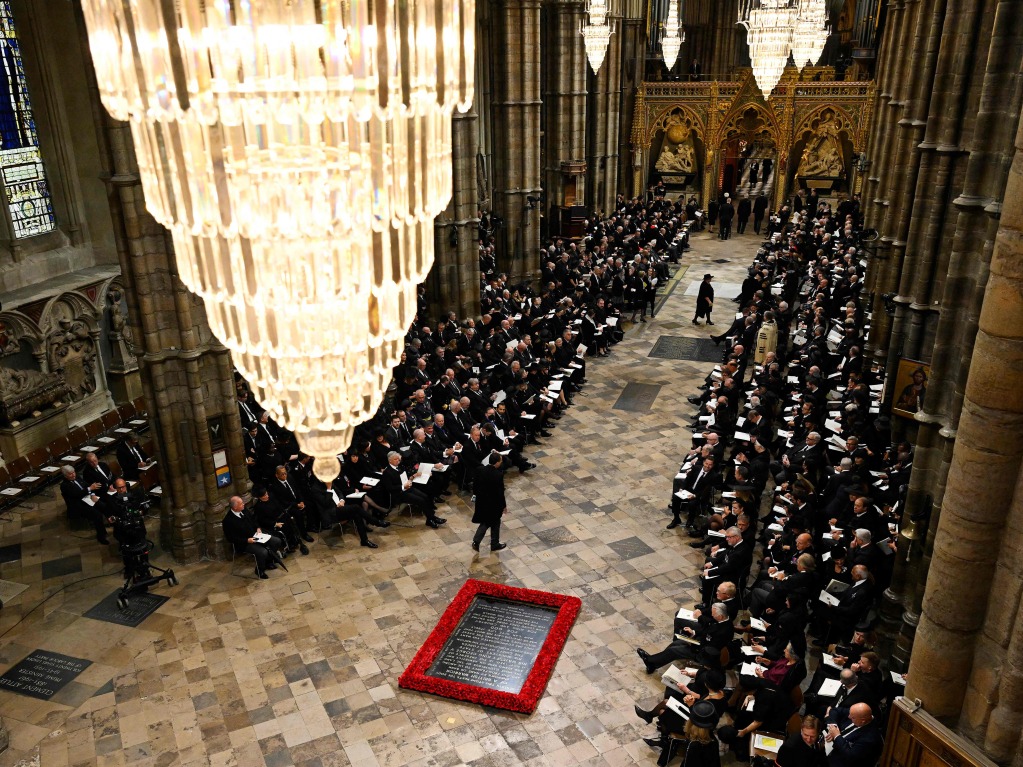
656,141,695,173
47,319,97,402
797,117,845,178
0,365,69,425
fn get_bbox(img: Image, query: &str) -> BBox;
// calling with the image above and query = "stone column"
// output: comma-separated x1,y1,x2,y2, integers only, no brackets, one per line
585,6,623,216
428,105,482,319
103,118,249,562
906,112,1023,728
491,0,542,285
543,0,588,218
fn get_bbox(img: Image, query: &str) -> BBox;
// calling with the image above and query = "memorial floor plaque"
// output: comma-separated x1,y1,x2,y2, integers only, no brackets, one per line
399,579,581,713
0,650,91,701
427,597,558,693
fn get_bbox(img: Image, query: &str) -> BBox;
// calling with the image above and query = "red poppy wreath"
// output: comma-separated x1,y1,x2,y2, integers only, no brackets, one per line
398,579,581,713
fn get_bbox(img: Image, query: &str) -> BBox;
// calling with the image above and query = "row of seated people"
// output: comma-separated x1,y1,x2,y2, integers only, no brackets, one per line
226,198,700,575
630,201,903,766
59,435,152,545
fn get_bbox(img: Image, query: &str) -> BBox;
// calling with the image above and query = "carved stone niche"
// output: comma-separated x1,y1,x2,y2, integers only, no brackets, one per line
0,365,68,425
47,318,97,403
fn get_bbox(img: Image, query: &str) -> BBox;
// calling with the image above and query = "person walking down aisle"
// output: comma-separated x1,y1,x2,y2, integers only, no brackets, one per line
471,451,508,552
718,195,735,240
693,274,715,326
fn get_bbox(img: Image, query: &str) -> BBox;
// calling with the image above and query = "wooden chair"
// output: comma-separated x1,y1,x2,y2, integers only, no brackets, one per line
7,456,45,493
68,426,88,449
101,411,120,432
84,418,104,440
26,447,50,471
132,396,146,415
117,403,136,424
47,435,72,460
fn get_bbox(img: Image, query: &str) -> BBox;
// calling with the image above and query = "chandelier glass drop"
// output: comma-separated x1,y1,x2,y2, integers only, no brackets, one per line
582,0,614,73
738,0,798,97
661,0,685,72
81,0,475,481
791,0,829,71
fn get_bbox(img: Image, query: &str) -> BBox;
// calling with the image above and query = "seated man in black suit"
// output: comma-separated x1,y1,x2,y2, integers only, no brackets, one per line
676,581,740,638
668,455,719,530
60,465,108,544
380,450,446,528
824,702,883,767
269,465,314,545
700,526,753,603
637,602,735,673
222,496,284,579
116,432,150,482
82,452,116,494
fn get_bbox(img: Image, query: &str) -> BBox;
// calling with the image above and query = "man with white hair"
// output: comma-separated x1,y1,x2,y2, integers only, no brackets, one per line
636,601,735,672
60,464,108,545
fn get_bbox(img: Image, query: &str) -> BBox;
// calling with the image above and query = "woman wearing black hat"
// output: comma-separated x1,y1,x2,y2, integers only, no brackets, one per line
644,698,721,767
693,274,715,326
636,671,725,765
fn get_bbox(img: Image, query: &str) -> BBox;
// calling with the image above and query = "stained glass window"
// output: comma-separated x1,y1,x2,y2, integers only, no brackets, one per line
0,1,53,239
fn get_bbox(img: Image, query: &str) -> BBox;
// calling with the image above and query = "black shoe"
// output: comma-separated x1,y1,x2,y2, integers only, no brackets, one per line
667,520,681,529
692,319,700,325
492,543,507,551
640,317,647,322
472,541,480,551
435,517,447,525
360,540,378,548
635,705,655,724
689,540,707,548
687,395,702,404
707,321,715,326
540,430,553,437
687,529,705,538
299,544,310,555
636,648,656,674
301,534,314,543
256,569,269,579
643,736,663,749
426,519,441,529
266,562,278,570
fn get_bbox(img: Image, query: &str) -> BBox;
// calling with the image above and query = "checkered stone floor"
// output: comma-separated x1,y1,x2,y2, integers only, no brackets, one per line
0,229,758,767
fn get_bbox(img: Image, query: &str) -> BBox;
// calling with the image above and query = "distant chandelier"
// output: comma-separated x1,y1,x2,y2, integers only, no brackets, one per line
582,0,614,73
738,0,827,97
661,0,685,71
81,0,475,481
791,0,830,71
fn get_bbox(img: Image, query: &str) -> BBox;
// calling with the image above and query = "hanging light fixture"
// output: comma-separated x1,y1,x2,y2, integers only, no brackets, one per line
582,0,614,73
738,0,797,97
791,0,829,71
661,0,685,72
81,0,475,481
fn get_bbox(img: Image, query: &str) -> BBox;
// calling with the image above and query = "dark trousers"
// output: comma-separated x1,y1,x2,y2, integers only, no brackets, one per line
754,214,764,234
334,503,375,543
646,639,703,670
399,489,437,518
472,519,502,547
737,216,749,233
240,537,284,574
719,220,732,239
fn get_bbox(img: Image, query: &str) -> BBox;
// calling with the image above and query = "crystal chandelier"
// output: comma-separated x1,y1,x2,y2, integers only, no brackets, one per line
661,0,685,71
582,0,614,73
738,0,798,97
81,0,475,481
791,0,829,70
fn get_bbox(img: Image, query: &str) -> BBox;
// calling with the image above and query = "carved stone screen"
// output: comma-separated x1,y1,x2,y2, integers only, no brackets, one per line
426,596,559,694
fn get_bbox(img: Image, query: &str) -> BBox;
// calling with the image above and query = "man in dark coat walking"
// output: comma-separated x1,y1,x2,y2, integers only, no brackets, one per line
717,196,735,240
737,196,752,234
693,274,715,326
753,193,769,234
471,451,508,552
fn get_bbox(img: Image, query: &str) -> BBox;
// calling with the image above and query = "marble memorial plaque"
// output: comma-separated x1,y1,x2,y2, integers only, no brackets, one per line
427,596,559,694
0,650,91,700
